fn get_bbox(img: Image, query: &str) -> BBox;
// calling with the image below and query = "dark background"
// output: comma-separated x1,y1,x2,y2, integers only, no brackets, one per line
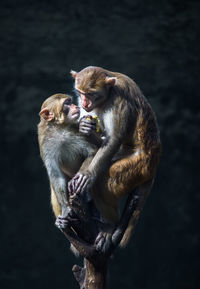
0,0,199,288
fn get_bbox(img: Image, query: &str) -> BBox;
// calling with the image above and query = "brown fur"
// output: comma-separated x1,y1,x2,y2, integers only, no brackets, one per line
72,66,161,245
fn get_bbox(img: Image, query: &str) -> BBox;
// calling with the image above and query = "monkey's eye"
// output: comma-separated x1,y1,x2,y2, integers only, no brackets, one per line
63,98,72,105
63,98,72,114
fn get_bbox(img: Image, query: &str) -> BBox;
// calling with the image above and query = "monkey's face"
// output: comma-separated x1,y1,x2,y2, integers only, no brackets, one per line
39,94,80,124
71,67,116,112
71,69,110,112
75,88,107,112
74,76,108,112
62,97,80,121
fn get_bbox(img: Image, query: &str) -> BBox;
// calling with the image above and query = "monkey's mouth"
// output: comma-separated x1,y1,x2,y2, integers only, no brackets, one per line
82,104,93,112
83,107,92,112
71,111,80,119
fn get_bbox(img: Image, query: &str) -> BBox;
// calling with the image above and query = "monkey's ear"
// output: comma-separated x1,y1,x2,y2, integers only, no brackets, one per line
39,108,54,121
70,70,77,78
105,76,117,86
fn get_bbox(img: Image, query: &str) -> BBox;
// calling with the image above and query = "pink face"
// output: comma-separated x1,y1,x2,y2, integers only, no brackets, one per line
76,90,93,112
72,69,113,112
69,103,80,120
63,98,80,120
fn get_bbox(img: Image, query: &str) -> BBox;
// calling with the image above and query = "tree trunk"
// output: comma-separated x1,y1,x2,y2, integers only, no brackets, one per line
73,258,108,289
61,180,153,289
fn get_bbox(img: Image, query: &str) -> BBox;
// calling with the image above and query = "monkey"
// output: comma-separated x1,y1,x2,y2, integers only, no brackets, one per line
38,93,132,250
68,66,161,248
38,93,103,227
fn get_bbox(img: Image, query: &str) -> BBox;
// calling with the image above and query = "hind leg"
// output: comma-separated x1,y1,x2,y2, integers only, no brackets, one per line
108,150,153,199
91,186,120,253
51,186,61,217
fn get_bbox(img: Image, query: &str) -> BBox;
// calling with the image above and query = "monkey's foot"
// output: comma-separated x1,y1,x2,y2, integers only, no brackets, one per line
72,265,86,287
55,211,80,230
94,231,113,254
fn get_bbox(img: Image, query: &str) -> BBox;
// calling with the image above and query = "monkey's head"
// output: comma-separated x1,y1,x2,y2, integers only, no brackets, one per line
39,93,80,124
71,66,116,112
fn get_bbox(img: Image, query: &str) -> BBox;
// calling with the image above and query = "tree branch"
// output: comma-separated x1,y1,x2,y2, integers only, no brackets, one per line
60,179,154,288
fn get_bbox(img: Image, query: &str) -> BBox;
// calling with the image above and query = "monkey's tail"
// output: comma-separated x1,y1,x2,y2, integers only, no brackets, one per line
119,209,141,247
119,179,153,247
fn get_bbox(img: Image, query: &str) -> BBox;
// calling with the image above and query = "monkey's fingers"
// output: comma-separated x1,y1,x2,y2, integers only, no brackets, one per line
69,193,76,205
95,232,106,251
102,233,112,253
55,216,69,229
68,181,73,194
68,178,77,194
75,175,90,194
67,216,79,224
69,197,75,206
79,127,90,135
80,118,96,127
73,173,84,190
95,232,104,244
95,232,112,253
55,219,68,228
81,115,95,123
79,126,96,135
79,123,96,134
79,117,96,134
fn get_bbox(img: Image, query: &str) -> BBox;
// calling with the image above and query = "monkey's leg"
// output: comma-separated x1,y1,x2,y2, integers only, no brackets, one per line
51,187,93,257
93,152,155,253
50,185,81,231
108,151,154,198
95,180,153,253
50,186,61,217
91,191,120,253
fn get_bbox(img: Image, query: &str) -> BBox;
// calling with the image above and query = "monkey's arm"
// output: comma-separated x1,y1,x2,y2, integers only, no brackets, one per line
45,159,70,215
68,155,95,195
85,99,131,174
69,104,130,194
68,135,122,194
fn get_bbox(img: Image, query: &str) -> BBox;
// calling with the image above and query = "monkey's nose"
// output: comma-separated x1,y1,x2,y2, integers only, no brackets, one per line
81,99,92,110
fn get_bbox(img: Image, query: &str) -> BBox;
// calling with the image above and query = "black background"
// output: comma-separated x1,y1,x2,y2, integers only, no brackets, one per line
0,0,199,288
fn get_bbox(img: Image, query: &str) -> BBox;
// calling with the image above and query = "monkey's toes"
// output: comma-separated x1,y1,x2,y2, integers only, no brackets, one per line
55,216,69,229
95,232,112,253
69,192,82,207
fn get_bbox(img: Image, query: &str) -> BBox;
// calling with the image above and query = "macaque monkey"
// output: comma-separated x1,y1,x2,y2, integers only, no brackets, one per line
69,66,161,247
38,93,101,223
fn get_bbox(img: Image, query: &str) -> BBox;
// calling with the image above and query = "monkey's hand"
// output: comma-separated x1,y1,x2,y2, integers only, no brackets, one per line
79,115,97,135
68,172,91,195
95,231,113,254
79,116,103,146
55,210,80,230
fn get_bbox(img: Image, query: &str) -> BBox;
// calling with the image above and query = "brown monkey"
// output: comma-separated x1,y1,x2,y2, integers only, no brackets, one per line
69,66,161,247
38,93,101,223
